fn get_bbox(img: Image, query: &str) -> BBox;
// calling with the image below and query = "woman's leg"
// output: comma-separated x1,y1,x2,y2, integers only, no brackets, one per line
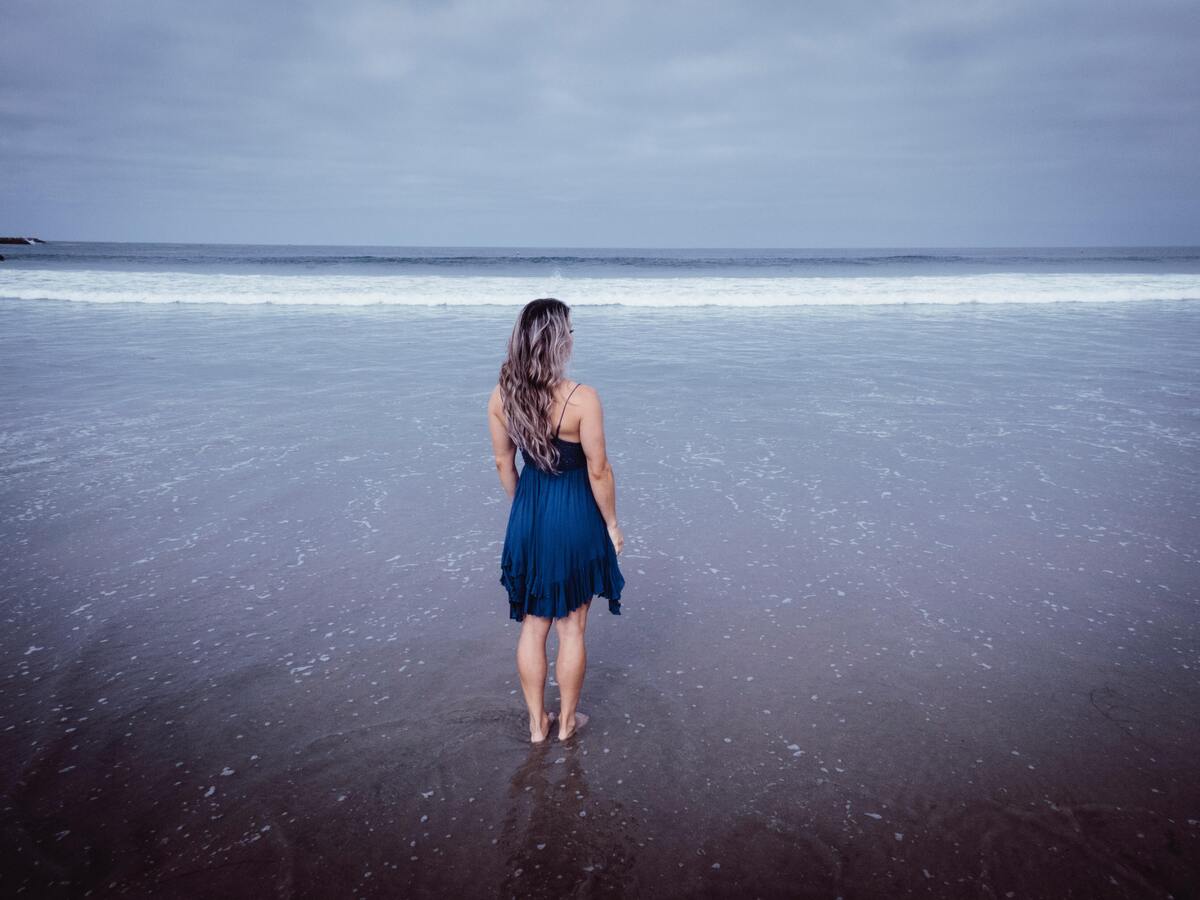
554,598,592,738
517,613,554,741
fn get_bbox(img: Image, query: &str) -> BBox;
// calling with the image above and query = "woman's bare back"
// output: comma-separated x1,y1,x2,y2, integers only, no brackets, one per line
550,379,586,443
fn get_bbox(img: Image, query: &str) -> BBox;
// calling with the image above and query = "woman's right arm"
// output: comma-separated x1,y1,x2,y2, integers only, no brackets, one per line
488,385,520,499
578,386,624,554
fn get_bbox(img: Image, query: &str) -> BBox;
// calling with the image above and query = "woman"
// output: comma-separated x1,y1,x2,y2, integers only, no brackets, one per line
488,298,625,744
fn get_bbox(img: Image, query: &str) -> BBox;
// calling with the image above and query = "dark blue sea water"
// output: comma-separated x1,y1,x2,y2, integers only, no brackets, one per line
2,242,1199,306
4,241,1200,275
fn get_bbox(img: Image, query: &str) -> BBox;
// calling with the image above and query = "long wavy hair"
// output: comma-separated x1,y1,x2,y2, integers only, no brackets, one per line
498,298,573,474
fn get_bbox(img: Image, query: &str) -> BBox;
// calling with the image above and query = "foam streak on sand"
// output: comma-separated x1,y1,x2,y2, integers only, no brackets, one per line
3,268,1200,307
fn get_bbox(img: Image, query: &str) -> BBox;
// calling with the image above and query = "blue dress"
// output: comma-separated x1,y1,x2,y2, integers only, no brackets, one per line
500,384,625,622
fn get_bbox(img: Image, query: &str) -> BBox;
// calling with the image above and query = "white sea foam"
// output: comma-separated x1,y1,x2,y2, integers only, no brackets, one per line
2,269,1199,308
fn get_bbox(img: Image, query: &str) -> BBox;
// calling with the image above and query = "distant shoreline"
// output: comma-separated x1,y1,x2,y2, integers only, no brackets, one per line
0,237,46,245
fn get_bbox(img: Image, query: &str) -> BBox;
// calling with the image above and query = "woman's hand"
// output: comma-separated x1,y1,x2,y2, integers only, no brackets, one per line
607,523,624,555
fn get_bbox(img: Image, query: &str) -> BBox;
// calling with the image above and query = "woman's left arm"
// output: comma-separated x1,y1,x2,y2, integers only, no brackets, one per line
488,385,519,499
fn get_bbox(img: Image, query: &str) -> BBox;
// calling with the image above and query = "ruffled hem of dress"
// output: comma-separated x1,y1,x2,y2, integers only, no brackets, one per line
500,556,624,622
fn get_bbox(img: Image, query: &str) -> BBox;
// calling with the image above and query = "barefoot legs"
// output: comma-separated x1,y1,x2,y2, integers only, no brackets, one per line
516,599,593,743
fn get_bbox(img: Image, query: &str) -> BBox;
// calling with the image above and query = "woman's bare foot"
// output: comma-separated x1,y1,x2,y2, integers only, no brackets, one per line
558,711,588,741
530,711,556,743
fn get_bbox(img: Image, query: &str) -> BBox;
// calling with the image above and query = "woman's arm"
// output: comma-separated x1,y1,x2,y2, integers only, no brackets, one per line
487,385,519,499
578,386,623,552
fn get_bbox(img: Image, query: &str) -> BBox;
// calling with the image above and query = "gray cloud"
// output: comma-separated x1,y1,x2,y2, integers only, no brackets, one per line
2,0,1197,245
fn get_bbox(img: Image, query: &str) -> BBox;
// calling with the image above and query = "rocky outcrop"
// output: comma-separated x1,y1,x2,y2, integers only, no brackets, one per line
0,237,46,244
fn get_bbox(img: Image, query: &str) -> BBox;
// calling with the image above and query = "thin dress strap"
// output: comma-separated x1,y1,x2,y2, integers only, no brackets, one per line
555,382,582,437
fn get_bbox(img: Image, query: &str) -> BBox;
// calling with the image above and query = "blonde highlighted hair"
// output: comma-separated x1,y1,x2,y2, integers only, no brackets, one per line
498,298,573,474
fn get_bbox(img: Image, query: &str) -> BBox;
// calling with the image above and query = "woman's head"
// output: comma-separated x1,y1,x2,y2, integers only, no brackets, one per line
498,298,573,474
510,298,572,371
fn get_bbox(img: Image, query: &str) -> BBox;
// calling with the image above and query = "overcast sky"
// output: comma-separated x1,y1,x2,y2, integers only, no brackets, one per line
2,0,1197,247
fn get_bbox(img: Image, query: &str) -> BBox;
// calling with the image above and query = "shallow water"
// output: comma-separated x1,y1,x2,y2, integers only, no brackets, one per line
1,299,1198,897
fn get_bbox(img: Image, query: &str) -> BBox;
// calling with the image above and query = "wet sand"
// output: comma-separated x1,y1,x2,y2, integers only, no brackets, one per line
1,299,1198,897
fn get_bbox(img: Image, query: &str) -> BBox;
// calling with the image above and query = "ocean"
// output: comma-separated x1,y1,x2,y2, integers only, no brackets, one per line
2,241,1200,306
2,243,1198,897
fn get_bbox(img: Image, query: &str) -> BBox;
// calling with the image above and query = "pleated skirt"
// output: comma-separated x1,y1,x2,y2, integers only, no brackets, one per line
500,464,624,622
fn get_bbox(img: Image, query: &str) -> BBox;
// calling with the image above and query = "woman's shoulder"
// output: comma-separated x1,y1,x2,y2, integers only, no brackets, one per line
572,383,601,405
562,380,597,397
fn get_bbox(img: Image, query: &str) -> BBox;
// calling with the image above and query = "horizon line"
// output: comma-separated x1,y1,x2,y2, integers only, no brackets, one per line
7,239,1200,252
